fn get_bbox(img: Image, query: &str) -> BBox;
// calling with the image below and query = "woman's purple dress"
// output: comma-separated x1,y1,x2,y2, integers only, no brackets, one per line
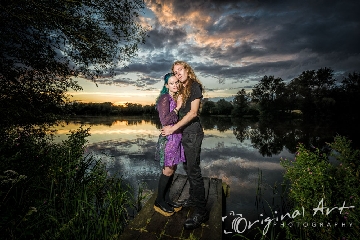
155,94,185,167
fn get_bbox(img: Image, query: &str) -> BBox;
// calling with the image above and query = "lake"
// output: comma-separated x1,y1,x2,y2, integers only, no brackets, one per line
53,115,346,238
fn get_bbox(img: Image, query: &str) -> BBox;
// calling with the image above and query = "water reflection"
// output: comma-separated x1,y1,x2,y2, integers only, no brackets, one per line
53,115,355,238
54,116,289,209
54,117,159,144
231,117,349,157
56,115,358,157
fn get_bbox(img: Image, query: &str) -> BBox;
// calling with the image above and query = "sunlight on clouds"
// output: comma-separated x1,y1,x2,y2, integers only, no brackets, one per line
70,91,143,97
146,0,175,25
242,54,297,64
146,0,212,36
145,0,259,52
76,0,360,107
160,3,174,20
138,15,154,30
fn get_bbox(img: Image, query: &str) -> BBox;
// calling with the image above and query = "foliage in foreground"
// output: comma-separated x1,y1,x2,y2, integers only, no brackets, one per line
0,126,135,240
280,135,360,239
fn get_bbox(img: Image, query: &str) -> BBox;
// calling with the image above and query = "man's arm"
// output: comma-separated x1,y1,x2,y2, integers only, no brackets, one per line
161,98,200,136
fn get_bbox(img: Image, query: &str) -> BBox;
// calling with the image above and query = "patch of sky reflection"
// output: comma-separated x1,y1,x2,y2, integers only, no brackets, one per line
54,117,293,226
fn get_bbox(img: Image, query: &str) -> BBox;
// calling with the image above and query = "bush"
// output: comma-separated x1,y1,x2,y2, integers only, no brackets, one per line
0,126,135,239
280,136,360,239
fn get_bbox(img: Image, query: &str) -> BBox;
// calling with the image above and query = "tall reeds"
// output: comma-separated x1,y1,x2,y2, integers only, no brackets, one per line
0,126,140,239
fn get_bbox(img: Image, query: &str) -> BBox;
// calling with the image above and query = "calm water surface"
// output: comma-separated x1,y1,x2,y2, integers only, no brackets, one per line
55,116,296,236
53,115,359,238
55,117,294,205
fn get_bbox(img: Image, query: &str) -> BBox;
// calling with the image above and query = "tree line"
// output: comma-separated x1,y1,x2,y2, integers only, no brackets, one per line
251,67,359,122
66,67,359,124
67,102,157,116
204,67,359,122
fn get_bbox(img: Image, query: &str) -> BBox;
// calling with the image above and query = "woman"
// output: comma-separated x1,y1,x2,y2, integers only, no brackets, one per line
154,73,185,216
161,61,209,230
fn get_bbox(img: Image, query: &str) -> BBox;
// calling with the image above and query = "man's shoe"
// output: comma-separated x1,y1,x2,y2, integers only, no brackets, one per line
180,198,196,208
154,201,174,216
184,211,209,230
166,200,182,212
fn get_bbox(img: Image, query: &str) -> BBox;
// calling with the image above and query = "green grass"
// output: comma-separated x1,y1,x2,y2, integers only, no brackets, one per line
0,125,141,239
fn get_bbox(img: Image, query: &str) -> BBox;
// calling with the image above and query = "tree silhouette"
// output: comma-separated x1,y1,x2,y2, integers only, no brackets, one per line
201,100,216,115
252,75,286,115
0,0,147,126
287,68,336,120
214,99,233,115
232,89,251,116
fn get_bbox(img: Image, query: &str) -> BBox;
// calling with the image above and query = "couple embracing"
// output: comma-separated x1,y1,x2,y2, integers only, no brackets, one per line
154,60,208,230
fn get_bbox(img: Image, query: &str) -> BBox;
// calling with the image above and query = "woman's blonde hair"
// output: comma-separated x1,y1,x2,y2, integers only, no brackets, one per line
171,61,204,107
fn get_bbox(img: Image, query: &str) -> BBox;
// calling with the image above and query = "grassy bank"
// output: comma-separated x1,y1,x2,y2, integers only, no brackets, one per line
0,125,138,239
234,135,360,240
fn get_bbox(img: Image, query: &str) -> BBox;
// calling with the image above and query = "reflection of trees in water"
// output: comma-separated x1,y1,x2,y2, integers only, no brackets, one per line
232,118,256,142
66,115,358,157
250,128,284,157
64,116,161,127
64,117,116,126
77,115,345,158
201,116,233,132
126,119,143,126
151,117,162,129
232,117,345,157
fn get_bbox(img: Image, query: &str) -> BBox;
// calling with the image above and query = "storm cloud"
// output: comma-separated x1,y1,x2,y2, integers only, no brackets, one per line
99,0,360,98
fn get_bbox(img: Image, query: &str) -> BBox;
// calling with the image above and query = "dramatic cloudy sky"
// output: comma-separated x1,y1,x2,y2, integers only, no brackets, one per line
70,0,360,105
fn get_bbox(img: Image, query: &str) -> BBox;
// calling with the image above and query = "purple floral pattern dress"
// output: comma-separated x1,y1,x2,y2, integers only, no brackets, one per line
155,94,185,167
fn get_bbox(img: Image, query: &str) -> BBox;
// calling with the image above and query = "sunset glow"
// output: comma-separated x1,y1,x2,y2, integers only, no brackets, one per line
72,0,360,105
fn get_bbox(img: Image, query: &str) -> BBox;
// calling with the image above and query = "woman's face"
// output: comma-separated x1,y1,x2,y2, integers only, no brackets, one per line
173,64,188,84
166,76,179,94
